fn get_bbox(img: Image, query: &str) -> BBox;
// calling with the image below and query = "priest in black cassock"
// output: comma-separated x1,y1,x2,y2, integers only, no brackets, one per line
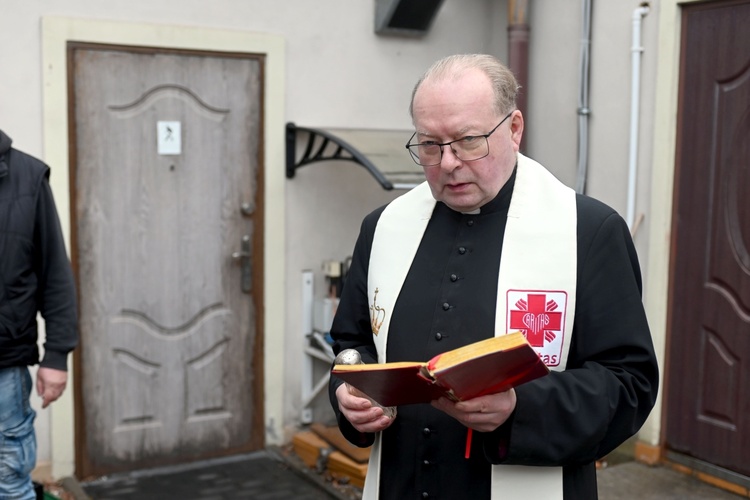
328,53,658,500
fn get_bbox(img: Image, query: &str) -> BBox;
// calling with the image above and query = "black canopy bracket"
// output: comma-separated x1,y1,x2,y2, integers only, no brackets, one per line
286,122,394,190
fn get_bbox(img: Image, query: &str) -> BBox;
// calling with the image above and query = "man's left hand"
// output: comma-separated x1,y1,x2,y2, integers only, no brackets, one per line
432,388,517,432
36,367,68,409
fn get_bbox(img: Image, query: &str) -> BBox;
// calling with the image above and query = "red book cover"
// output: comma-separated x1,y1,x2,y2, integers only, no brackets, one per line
332,332,549,407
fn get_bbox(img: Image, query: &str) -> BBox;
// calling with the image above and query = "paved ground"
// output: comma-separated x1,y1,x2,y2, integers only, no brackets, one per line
81,449,343,500
80,448,743,500
598,461,742,500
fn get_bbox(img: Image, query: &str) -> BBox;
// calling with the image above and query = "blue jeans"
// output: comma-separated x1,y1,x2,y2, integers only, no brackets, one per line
0,366,37,500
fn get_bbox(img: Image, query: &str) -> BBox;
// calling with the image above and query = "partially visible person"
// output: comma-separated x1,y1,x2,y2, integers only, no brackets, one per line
328,54,658,499
0,129,78,500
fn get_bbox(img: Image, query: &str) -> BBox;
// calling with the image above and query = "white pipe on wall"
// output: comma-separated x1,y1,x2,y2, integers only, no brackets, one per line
300,270,314,424
575,0,593,194
627,3,650,230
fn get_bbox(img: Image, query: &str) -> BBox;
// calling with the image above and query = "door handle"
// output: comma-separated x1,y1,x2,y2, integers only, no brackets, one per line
232,235,252,293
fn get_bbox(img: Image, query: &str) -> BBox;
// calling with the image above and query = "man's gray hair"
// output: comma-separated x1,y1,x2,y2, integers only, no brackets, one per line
409,54,520,119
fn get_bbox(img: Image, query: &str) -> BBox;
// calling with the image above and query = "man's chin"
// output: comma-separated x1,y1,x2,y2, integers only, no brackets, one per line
442,197,481,213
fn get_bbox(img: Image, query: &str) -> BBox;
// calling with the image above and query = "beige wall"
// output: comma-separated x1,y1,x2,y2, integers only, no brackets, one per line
3,0,505,479
282,1,510,433
526,1,658,251
642,0,709,447
524,0,683,449
1,0,694,480
39,16,286,478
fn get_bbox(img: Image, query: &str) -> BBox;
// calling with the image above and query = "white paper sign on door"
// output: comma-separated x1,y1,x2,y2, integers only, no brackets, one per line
157,121,181,155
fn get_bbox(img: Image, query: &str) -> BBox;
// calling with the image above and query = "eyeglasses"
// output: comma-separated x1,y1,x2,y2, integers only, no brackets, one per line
405,112,514,167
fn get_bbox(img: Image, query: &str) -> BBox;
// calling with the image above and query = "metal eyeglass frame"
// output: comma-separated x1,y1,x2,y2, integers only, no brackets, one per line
405,111,514,167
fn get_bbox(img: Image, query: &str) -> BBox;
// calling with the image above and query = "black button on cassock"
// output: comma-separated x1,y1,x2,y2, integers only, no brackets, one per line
435,332,443,340
423,427,431,435
458,247,467,254
442,303,450,310
467,220,474,226
450,274,458,282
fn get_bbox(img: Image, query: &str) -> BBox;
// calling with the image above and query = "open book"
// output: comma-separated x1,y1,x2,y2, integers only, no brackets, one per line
332,331,549,407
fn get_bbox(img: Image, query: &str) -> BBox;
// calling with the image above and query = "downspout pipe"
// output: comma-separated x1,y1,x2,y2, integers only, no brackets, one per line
508,0,530,150
627,3,650,231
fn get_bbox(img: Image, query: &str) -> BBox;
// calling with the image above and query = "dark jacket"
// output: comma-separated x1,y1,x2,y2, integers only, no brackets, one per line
0,129,78,370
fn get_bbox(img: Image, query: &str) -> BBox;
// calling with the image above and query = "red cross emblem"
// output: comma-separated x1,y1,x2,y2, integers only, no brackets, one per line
509,293,562,348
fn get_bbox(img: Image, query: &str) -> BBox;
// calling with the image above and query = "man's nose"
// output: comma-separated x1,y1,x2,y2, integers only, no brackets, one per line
439,144,462,171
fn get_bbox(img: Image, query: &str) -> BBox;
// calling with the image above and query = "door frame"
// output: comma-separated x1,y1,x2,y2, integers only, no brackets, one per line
660,0,750,487
640,0,708,454
68,42,267,478
642,0,746,474
41,17,286,479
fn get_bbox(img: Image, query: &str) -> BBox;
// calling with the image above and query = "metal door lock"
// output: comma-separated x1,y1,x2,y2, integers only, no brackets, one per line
232,235,252,293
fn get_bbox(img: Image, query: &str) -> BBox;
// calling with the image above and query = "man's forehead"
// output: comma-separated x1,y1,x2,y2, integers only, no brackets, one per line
413,87,495,128
420,67,486,90
416,71,492,106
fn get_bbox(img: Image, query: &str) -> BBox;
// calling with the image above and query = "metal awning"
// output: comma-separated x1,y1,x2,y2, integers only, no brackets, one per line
286,123,425,190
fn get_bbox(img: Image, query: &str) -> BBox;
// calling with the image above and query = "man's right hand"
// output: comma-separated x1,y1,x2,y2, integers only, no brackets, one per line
336,384,395,433
36,367,68,409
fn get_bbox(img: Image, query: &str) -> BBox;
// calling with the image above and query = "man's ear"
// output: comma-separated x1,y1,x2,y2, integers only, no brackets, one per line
510,111,524,150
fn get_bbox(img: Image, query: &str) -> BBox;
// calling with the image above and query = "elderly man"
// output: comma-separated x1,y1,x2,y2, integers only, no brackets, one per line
328,54,658,499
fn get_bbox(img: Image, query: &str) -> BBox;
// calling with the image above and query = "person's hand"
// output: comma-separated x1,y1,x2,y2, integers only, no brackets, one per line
336,384,395,433
432,388,516,432
36,367,68,409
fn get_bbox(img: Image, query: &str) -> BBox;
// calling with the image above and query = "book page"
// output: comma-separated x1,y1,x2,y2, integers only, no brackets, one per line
428,331,527,372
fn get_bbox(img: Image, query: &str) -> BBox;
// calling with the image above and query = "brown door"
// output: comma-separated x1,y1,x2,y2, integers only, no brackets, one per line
69,44,265,477
666,0,750,477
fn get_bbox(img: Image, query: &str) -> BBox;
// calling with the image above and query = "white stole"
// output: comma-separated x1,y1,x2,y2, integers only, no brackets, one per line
363,154,577,500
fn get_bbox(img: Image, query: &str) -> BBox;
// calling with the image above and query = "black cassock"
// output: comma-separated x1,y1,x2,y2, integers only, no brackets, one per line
329,171,658,500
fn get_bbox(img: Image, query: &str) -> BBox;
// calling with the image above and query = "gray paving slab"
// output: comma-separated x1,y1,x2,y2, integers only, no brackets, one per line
81,450,339,500
597,461,743,499
80,448,744,500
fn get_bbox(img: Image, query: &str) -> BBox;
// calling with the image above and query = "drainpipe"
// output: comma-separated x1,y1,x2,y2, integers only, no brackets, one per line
626,3,650,231
508,0,530,149
575,0,592,194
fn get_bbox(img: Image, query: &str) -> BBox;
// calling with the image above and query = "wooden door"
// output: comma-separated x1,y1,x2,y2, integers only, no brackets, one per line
666,0,750,477
69,44,265,477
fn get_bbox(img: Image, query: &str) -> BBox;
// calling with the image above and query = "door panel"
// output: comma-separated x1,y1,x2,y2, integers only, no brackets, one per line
666,0,750,477
70,45,264,475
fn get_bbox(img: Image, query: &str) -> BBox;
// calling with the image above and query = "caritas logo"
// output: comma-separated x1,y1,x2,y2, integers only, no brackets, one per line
507,290,567,367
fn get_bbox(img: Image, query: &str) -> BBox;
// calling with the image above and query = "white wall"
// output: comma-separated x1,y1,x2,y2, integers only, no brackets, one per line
39,15,287,477
1,0,676,478
525,1,581,184
526,0,665,447
1,0,506,476
526,1,658,240
281,0,510,434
